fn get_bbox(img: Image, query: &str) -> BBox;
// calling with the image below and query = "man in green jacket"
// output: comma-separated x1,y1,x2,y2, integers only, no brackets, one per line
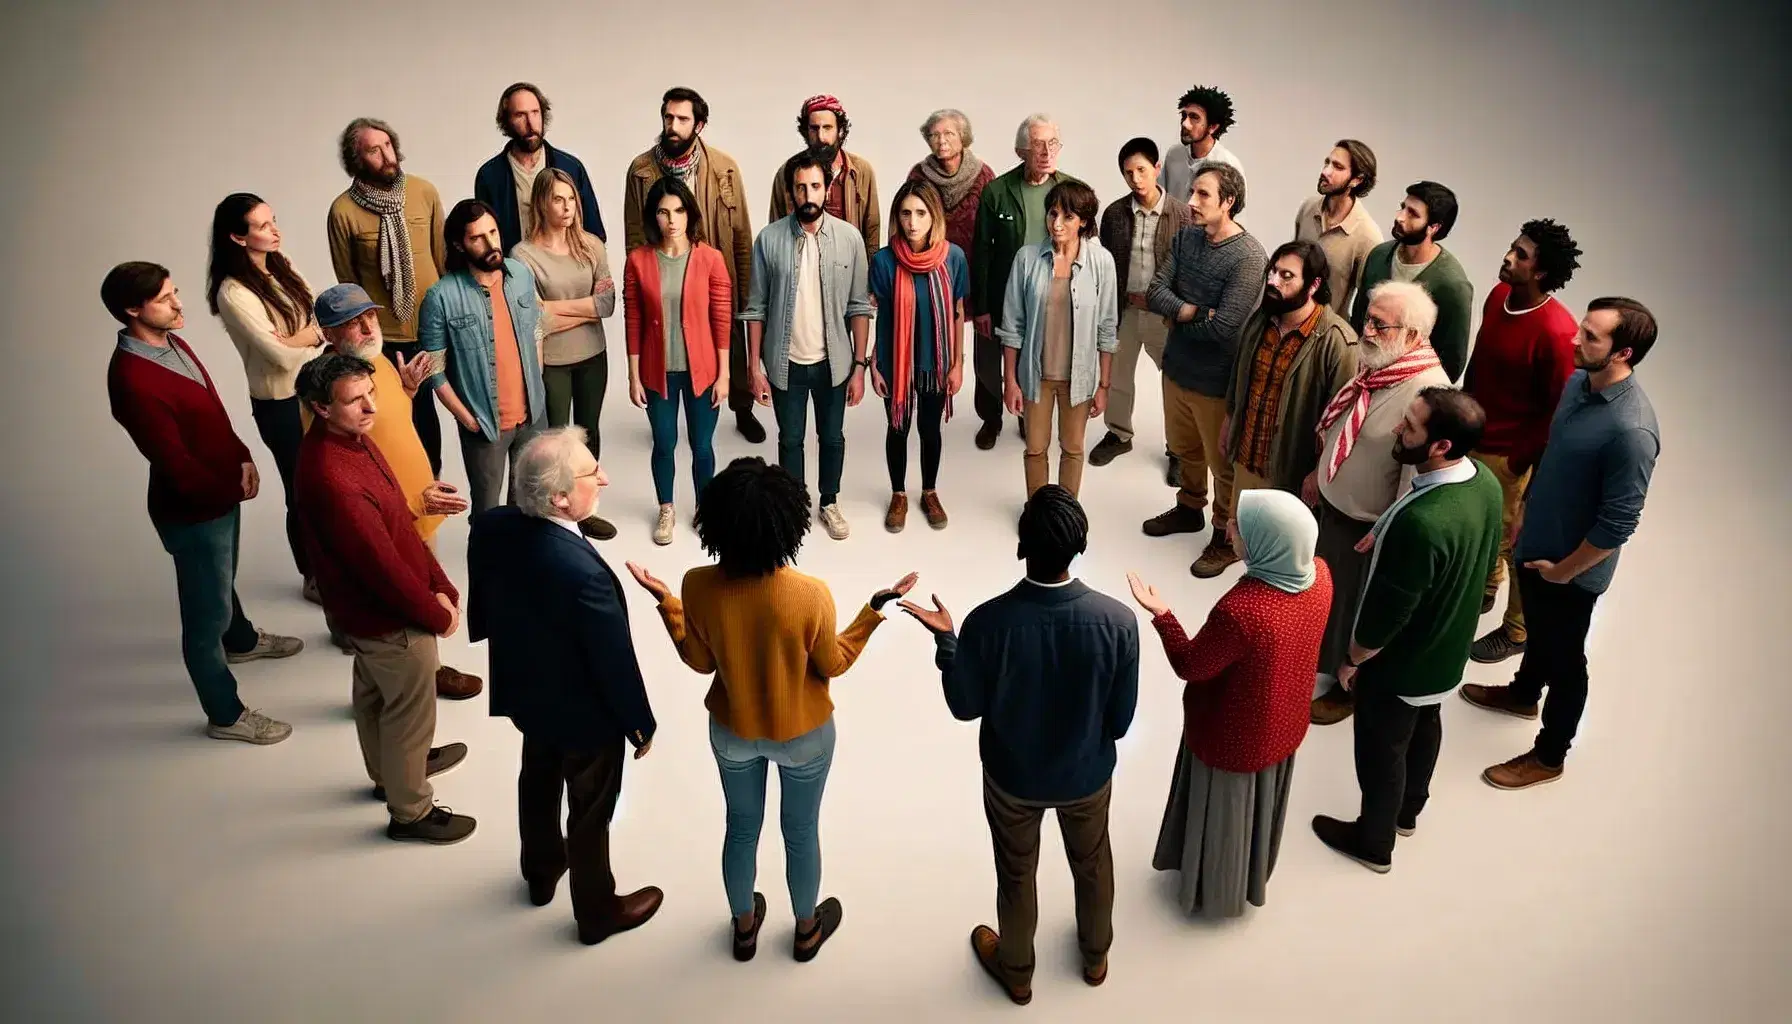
970,114,1085,450
1349,181,1474,382
1311,386,1501,873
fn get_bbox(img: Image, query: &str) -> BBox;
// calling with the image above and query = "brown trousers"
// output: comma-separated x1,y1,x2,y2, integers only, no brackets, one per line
348,628,440,823
1023,378,1092,498
1163,377,1235,528
983,774,1115,986
518,735,627,926
1476,451,1529,641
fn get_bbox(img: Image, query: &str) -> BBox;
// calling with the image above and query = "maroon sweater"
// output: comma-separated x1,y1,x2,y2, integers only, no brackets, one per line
1150,562,1332,774
107,336,253,525
907,161,995,276
295,422,456,638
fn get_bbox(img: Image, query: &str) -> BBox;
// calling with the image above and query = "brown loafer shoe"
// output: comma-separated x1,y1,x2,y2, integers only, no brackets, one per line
1459,683,1540,720
1191,538,1241,578
1311,688,1356,725
1083,957,1109,986
1483,751,1564,790
884,493,908,533
578,885,664,945
920,491,948,529
970,925,1031,1005
436,665,482,701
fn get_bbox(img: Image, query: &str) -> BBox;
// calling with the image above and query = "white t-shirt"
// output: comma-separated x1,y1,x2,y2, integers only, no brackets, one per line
787,232,826,366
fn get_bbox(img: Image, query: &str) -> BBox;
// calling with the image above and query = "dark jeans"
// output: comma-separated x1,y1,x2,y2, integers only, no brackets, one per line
544,353,608,460
153,508,260,726
250,395,308,579
460,423,538,514
1508,566,1600,766
1352,686,1442,861
982,775,1115,987
385,341,442,477
771,360,847,506
518,734,627,926
646,371,719,505
727,320,757,416
884,390,946,492
972,328,1005,427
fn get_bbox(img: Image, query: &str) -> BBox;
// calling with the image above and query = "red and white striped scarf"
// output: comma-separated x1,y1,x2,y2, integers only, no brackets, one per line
1314,345,1442,481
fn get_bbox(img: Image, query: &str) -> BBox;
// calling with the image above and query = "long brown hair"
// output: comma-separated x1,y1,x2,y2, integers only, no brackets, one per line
888,179,947,251
206,193,313,334
527,168,600,267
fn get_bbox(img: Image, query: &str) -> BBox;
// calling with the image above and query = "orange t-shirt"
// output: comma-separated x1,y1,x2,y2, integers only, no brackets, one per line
490,284,528,430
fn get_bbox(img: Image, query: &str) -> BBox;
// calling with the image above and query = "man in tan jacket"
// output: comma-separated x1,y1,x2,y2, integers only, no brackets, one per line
767,94,880,265
623,87,764,444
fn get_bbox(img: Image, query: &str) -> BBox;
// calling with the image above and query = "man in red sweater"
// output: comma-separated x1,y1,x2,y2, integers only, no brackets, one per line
295,352,475,845
1461,220,1582,665
103,261,301,745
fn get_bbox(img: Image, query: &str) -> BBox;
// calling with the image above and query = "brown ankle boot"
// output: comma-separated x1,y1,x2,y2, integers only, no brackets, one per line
884,493,908,532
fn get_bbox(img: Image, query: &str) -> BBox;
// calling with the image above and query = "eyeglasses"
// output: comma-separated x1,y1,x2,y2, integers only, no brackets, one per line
1363,315,1404,337
1025,140,1062,155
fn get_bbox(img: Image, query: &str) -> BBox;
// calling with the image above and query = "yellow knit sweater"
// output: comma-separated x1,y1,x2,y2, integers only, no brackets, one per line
655,565,883,742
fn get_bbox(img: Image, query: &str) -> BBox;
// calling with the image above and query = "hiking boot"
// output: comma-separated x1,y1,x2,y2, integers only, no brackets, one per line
225,629,304,664
387,805,476,845
652,504,676,546
578,515,617,541
206,709,292,745
1311,688,1356,725
884,493,908,533
435,665,481,700
1482,750,1564,790
1143,504,1205,537
920,491,948,529
1470,625,1526,664
819,504,849,541
735,410,766,444
1088,432,1132,467
1311,815,1391,873
1191,537,1241,578
1459,683,1540,720
975,421,1000,450
372,742,468,801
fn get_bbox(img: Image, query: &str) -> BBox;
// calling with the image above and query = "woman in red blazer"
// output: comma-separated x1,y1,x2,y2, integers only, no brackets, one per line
624,177,733,545
1127,488,1331,919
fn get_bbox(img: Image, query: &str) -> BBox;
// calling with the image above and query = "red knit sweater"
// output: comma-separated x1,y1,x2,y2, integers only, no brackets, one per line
295,422,456,639
107,336,253,526
907,161,994,276
1151,562,1332,774
1462,283,1578,471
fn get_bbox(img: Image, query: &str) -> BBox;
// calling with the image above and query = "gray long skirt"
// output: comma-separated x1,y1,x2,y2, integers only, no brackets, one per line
1151,745,1296,918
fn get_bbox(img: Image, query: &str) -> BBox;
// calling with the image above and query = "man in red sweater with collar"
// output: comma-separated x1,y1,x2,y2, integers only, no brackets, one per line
294,352,475,845
103,261,301,745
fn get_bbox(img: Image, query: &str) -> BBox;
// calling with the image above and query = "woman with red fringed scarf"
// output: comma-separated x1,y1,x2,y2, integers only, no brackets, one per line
867,180,969,533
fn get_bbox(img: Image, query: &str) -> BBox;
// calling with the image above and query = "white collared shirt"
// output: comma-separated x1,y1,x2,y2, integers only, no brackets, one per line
549,514,585,538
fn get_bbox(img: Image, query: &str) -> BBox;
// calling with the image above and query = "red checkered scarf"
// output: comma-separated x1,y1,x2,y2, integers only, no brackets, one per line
1314,344,1442,481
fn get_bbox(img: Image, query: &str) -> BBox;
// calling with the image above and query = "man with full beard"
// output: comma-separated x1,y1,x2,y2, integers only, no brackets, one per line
328,117,449,476
1160,85,1245,206
1349,181,1475,382
1294,140,1383,314
1221,240,1360,499
623,87,764,444
473,82,606,252
1305,281,1450,727
768,95,880,265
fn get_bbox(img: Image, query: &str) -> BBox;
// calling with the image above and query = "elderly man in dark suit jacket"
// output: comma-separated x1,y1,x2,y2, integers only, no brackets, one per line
468,426,660,946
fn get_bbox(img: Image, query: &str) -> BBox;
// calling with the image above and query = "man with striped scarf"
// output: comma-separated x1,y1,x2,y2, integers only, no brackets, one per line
1304,281,1450,726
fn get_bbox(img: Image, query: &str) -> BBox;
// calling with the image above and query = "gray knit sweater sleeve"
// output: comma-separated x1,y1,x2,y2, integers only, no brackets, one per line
1183,230,1267,359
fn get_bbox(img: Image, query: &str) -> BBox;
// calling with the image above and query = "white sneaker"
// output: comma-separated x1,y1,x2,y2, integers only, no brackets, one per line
225,629,305,664
819,504,849,541
653,504,676,546
206,709,293,745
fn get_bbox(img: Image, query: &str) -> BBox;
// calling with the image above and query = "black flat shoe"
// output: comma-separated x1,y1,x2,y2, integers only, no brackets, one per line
792,896,842,963
733,891,767,962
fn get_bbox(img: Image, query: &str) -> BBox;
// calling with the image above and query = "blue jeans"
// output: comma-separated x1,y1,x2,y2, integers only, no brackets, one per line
153,508,260,725
646,371,719,505
771,360,846,506
709,716,836,920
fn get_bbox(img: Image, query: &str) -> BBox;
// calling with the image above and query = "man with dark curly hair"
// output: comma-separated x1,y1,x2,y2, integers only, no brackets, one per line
768,94,880,264
473,82,607,252
1461,219,1583,665
1162,85,1244,206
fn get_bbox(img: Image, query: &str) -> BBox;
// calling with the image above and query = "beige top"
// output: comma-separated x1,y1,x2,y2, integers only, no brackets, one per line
1315,362,1452,521
1042,271,1072,382
1294,194,1384,314
510,150,547,237
215,271,327,400
513,237,614,366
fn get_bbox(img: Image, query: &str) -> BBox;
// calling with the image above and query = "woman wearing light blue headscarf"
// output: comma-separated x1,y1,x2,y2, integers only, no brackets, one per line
1127,489,1332,918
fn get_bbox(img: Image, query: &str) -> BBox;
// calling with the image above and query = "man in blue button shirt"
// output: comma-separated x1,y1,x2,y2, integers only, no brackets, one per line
1459,297,1661,789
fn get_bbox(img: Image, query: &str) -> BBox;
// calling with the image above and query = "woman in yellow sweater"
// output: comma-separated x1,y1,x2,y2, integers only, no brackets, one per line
628,456,914,964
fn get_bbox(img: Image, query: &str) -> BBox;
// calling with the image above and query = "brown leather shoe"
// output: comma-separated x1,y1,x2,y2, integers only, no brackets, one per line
970,925,1031,1005
1143,504,1205,537
1311,687,1356,725
975,421,1000,450
920,491,948,529
1459,683,1539,720
884,493,908,533
436,665,482,701
1483,751,1563,790
577,885,664,945
1191,537,1241,578
1083,956,1109,986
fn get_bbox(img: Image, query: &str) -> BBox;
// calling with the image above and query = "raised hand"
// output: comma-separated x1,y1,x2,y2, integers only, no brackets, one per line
394,351,431,395
1126,572,1169,617
898,594,954,635
625,561,673,602
875,571,919,607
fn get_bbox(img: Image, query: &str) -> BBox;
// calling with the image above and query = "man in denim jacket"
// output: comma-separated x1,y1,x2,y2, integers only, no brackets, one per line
420,198,548,514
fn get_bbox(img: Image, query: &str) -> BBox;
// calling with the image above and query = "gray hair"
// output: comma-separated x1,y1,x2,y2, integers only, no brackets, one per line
1366,280,1438,342
1014,113,1058,151
920,108,974,147
338,117,403,178
513,427,590,520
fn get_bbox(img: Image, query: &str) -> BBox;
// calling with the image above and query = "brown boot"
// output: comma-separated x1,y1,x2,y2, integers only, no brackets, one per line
1191,537,1241,578
920,490,948,529
1311,687,1356,725
1482,750,1564,790
577,886,664,945
970,925,1031,1005
884,493,908,533
1459,683,1539,720
436,665,483,700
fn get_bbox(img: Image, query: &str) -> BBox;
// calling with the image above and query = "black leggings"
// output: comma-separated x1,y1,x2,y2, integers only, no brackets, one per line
884,391,947,492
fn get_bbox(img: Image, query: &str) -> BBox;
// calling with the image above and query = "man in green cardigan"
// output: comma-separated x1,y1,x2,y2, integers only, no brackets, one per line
1311,386,1501,873
1349,181,1474,382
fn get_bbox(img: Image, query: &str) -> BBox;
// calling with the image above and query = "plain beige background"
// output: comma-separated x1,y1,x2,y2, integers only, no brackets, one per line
1,0,1787,1020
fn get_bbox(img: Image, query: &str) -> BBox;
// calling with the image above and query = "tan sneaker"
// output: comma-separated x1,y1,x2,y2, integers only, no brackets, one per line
652,504,676,546
206,709,292,745
1482,750,1564,790
820,504,850,541
226,630,304,664
884,493,908,533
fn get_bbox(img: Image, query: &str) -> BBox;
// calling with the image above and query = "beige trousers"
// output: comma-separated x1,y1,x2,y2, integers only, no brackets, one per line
349,628,441,823
1103,306,1169,444
1023,379,1092,498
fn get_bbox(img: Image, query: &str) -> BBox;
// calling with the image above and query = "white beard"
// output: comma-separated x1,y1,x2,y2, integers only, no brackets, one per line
1360,339,1402,371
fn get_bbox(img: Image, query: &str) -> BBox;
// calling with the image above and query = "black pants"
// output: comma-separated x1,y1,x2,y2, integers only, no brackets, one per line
1352,686,1442,861
544,353,608,460
1508,566,1599,766
384,341,442,477
884,390,947,492
727,321,757,417
249,395,307,579
972,328,1006,428
519,734,626,926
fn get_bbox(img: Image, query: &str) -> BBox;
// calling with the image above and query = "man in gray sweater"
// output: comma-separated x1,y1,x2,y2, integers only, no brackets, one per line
1144,162,1268,578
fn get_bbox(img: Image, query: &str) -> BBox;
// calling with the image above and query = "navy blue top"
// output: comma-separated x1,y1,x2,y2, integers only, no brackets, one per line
931,578,1140,803
868,243,969,380
1516,370,1660,594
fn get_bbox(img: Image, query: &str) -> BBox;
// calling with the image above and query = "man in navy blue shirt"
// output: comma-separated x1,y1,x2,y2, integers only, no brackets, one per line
1460,297,1661,790
902,484,1139,1005
473,82,606,251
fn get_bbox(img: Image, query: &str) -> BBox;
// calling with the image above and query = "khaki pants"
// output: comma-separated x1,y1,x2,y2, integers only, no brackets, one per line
1023,379,1091,498
1104,306,1168,444
984,775,1115,986
1163,378,1236,528
1476,451,1529,641
348,628,440,823
1232,463,1272,500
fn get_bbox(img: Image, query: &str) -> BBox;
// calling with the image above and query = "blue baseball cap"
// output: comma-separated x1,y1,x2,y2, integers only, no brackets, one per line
314,284,382,329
